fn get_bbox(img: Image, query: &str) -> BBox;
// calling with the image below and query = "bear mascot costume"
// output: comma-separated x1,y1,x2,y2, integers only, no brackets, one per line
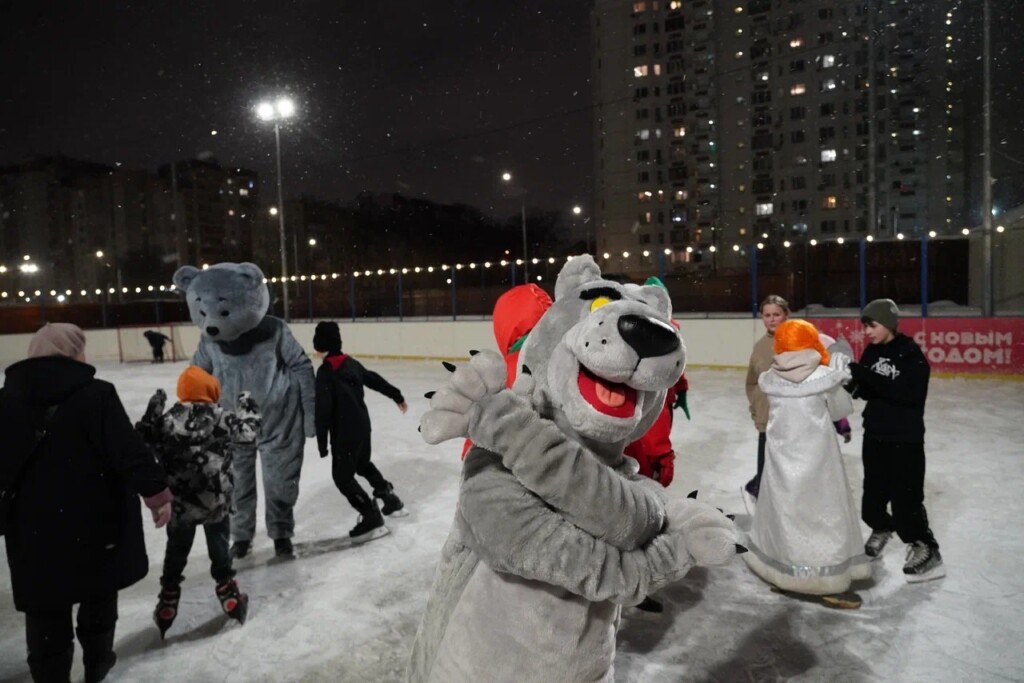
174,262,315,558
408,255,739,682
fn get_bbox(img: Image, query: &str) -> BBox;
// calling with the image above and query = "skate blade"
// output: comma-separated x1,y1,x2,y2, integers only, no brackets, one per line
350,526,390,545
385,508,410,518
820,593,863,609
905,566,946,583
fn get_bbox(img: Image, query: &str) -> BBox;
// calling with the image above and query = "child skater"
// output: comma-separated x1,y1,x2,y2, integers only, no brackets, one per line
313,321,408,543
847,298,944,582
743,319,870,608
136,365,260,637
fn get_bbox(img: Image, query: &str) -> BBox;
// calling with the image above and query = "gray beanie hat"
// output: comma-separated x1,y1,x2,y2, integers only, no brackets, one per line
861,298,899,332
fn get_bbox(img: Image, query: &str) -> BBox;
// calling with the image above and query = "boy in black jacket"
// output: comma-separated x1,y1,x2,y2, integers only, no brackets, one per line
847,298,944,582
313,321,408,543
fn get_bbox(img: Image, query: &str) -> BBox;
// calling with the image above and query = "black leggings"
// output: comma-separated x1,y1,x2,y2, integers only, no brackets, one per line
331,439,390,510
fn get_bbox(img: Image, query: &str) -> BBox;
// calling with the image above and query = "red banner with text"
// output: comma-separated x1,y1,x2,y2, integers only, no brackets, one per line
812,317,1023,376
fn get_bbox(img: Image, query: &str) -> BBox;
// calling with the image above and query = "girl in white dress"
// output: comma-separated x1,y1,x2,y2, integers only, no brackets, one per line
743,319,871,604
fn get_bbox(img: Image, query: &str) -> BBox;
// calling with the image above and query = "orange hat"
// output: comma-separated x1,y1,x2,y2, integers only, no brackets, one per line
177,365,221,404
773,319,830,365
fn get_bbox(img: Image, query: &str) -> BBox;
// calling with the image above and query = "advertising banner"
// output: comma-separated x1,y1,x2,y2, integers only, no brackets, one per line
812,317,1023,376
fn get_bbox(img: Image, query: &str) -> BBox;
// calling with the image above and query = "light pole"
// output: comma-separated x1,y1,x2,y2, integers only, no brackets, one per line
572,205,585,253
501,171,528,281
256,96,296,320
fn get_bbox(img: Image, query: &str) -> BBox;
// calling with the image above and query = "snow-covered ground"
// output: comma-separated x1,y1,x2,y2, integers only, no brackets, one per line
1,359,1022,682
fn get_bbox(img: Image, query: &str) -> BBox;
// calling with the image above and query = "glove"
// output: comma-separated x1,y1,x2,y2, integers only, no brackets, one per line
143,389,167,423
236,391,258,415
834,418,852,443
653,452,675,487
848,362,869,382
674,390,691,420
320,450,329,459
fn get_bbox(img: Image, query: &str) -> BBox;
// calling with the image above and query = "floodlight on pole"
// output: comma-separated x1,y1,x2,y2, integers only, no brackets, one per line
501,171,528,281
255,96,297,320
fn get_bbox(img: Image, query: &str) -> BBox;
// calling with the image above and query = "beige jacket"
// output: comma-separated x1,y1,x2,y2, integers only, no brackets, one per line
745,332,775,432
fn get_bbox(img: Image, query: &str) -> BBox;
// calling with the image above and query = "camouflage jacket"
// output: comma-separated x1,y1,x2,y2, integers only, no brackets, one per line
136,391,260,526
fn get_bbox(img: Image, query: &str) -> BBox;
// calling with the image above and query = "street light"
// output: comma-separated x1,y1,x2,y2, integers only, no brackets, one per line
572,205,587,253
256,96,296,320
501,171,528,281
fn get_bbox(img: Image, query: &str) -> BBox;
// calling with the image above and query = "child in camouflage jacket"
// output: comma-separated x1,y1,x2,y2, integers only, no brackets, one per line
136,365,260,636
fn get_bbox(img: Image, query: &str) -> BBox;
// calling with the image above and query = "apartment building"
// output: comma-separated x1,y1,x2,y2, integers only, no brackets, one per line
593,0,968,273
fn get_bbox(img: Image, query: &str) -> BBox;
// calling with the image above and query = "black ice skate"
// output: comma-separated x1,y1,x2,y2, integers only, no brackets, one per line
903,542,945,583
350,502,389,544
374,484,407,517
216,579,249,624
153,585,181,639
865,530,893,558
624,596,664,620
230,540,251,559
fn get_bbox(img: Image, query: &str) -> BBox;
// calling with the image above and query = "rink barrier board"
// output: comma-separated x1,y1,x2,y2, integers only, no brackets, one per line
0,317,1021,378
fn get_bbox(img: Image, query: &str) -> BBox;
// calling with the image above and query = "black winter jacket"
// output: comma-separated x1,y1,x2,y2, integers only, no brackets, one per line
848,333,930,443
0,356,168,612
315,353,404,458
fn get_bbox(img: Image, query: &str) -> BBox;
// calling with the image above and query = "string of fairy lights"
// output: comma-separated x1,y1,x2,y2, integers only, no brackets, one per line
0,226,1008,304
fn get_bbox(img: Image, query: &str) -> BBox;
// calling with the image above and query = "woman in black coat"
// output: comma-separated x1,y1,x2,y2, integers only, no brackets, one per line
0,323,171,683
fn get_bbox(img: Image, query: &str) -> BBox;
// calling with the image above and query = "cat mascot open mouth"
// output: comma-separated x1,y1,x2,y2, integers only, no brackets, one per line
408,255,738,683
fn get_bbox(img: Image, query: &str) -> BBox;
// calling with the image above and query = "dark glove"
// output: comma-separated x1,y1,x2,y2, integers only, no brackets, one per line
653,452,675,487
674,390,691,420
848,362,869,382
320,450,329,459
834,418,852,443
236,391,258,415
143,389,167,423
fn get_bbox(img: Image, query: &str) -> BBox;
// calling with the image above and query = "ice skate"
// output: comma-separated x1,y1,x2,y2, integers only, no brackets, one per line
153,585,181,639
865,530,892,559
903,542,945,583
216,579,249,624
230,540,251,559
375,484,408,518
350,502,389,544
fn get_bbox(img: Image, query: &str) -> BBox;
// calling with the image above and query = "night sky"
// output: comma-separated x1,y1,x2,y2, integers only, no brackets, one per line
0,1,594,218
3,2,1024,219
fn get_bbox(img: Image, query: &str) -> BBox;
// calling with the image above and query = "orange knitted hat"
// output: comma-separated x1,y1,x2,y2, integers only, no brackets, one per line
773,319,830,365
177,365,221,404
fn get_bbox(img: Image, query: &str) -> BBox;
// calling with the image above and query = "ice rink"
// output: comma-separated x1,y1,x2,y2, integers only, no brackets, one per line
1,359,1022,682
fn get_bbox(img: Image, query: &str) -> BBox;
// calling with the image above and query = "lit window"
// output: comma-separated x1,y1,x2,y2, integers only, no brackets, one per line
821,149,837,162
735,51,744,58
795,155,808,165
673,126,686,137
675,190,687,200
824,196,838,209
790,83,806,95
238,188,249,196
634,65,649,78
653,63,662,76
638,129,650,140
670,0,682,8
734,5,743,13
633,1,646,12
757,71,769,82
822,54,835,68
756,203,774,216
822,78,837,91
654,128,662,139
790,38,803,48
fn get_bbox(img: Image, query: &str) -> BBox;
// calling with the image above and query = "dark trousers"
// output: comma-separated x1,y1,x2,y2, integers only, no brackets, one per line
161,517,234,588
331,439,390,510
25,593,117,681
745,432,767,495
861,438,938,548
151,346,165,362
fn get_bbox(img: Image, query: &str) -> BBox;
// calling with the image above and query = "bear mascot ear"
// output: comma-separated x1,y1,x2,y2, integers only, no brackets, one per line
173,265,201,292
236,262,266,287
554,254,602,301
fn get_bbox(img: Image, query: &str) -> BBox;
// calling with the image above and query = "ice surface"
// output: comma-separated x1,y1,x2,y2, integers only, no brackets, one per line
1,360,1022,682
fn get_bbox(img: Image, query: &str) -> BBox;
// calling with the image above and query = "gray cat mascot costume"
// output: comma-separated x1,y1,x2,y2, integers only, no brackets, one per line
174,262,315,557
408,255,738,683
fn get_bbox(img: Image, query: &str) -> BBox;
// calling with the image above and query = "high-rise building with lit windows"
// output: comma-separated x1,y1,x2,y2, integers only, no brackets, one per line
592,0,969,273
